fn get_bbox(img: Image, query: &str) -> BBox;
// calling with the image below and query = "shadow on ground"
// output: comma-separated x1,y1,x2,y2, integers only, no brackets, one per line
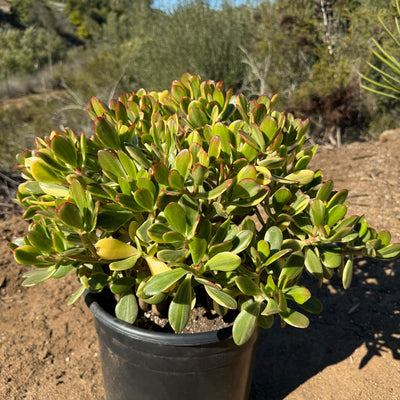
250,258,400,400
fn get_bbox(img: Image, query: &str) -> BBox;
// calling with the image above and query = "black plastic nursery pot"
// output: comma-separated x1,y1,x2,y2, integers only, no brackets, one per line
85,291,259,400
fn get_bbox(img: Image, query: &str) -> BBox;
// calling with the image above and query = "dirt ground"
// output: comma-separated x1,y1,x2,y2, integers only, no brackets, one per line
1,137,399,400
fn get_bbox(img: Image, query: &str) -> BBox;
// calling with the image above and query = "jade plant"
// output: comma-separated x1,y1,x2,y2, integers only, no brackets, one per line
10,73,400,345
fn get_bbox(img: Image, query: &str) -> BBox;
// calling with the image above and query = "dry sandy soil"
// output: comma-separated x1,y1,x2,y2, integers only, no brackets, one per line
0,137,399,400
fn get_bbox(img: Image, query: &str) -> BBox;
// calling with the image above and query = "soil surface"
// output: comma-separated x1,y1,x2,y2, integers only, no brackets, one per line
1,137,400,400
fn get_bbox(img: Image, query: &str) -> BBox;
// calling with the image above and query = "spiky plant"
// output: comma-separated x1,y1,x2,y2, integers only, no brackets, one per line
361,0,400,99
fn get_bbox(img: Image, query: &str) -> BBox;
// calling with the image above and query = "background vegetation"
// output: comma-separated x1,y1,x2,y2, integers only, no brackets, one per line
0,0,399,168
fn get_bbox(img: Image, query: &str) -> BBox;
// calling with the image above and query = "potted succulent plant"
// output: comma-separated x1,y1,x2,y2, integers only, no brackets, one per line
10,73,400,400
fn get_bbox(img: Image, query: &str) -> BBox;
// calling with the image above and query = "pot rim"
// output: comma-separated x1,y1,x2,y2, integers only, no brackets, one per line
85,291,233,346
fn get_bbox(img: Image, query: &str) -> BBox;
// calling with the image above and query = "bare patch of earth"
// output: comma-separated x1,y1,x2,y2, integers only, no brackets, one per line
1,137,399,399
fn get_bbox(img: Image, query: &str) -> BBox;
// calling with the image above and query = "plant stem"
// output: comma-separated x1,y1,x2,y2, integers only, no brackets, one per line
79,232,99,259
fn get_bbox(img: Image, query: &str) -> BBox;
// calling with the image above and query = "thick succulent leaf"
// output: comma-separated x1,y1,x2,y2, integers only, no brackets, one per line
377,231,391,247
294,156,311,171
162,231,185,243
136,219,153,242
88,96,106,118
116,193,142,212
272,187,291,211
26,230,51,254
95,238,139,260
240,143,259,162
115,100,129,124
188,107,208,128
261,298,280,315
22,267,55,286
30,159,63,184
280,309,309,328
196,179,233,200
144,256,170,276
250,123,266,151
326,190,348,209
284,286,311,304
278,251,304,289
204,252,241,271
153,162,170,185
171,81,187,102
237,165,257,181
260,116,278,143
328,226,354,241
231,230,253,254
304,247,323,278
115,293,138,324
208,241,233,258
257,240,270,261
94,116,120,150
70,179,88,216
288,194,310,216
342,257,353,289
179,195,199,229
317,180,334,201
51,230,67,253
300,296,323,314
236,276,263,296
310,199,326,227
110,276,136,295
327,204,347,227
51,135,77,166
204,285,237,309
57,202,82,229
169,276,193,332
233,178,260,199
251,103,268,125
239,130,260,151
284,170,314,185
264,249,292,267
175,149,192,180
52,264,75,279
168,169,184,190
147,223,170,243
208,135,221,159
296,119,310,139
213,123,233,154
109,254,141,271
265,226,283,250
192,163,209,185
257,156,286,169
68,285,86,305
144,268,187,295
88,272,109,291
377,243,400,259
189,237,207,265
98,150,126,178
334,215,360,231
321,248,342,268
231,188,269,208
164,202,187,235
255,165,271,185
35,151,67,175
157,249,187,262
233,302,261,346
282,239,303,252
257,314,274,329
134,188,154,211
125,144,152,169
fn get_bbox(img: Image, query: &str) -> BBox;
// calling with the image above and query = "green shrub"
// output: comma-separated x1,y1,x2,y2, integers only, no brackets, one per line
10,73,400,345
